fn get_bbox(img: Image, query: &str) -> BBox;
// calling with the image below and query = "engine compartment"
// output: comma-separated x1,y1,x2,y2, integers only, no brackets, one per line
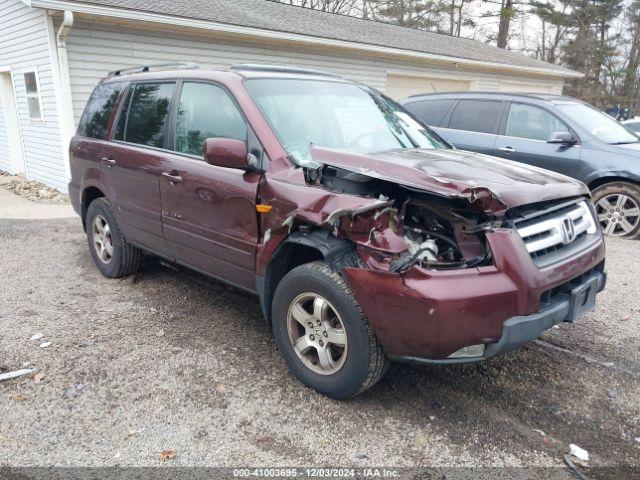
315,165,493,272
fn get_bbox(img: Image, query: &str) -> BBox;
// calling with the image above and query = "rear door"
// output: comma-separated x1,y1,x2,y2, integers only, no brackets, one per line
493,102,581,177
71,81,126,203
159,80,261,291
101,80,177,255
437,99,504,155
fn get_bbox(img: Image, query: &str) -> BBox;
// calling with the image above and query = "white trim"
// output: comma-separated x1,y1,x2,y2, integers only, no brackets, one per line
0,66,27,175
22,66,45,123
44,11,73,180
27,0,582,79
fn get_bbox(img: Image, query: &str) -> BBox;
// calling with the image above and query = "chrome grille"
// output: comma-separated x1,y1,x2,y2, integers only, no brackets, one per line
515,200,599,267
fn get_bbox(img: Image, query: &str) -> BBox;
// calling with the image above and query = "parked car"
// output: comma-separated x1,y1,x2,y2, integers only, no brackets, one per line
69,65,605,399
400,92,640,239
621,117,640,135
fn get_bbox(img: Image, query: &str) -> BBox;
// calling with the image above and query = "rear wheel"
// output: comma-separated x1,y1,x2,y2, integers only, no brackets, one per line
86,198,141,277
592,182,640,239
272,261,388,399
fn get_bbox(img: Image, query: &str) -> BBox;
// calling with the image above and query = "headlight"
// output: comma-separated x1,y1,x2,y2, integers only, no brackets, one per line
583,200,599,234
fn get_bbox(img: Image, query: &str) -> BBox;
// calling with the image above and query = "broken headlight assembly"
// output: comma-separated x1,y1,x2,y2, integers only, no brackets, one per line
389,199,493,273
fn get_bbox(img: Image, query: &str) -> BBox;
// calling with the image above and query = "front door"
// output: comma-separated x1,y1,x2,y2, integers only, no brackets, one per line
493,102,581,178
159,81,260,291
101,81,177,255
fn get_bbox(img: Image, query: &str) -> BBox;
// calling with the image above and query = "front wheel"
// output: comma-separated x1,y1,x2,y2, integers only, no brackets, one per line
272,261,388,399
592,182,640,239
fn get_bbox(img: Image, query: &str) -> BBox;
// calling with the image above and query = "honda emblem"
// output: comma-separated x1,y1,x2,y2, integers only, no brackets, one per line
560,217,576,244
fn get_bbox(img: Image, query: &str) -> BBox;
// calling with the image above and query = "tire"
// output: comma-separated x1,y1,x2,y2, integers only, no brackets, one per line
85,197,141,278
272,261,389,399
592,182,640,239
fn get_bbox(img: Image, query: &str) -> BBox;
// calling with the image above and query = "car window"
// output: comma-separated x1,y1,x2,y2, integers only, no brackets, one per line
115,82,175,148
448,100,501,134
404,99,454,127
624,121,640,131
505,103,568,141
77,82,125,139
557,102,637,144
174,82,247,156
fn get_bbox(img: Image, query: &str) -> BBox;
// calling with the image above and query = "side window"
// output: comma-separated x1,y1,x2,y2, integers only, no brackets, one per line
404,99,454,127
174,82,247,156
115,82,175,148
448,100,501,134
23,70,44,121
77,82,125,139
505,103,569,141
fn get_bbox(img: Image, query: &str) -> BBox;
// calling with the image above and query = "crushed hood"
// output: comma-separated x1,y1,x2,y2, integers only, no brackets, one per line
312,146,589,213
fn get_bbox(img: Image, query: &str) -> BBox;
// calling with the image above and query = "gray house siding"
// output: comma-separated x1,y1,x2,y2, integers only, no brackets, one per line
62,21,565,124
0,0,66,189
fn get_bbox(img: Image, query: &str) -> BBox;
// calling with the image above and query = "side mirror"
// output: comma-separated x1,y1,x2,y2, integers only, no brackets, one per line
204,138,249,170
547,131,577,145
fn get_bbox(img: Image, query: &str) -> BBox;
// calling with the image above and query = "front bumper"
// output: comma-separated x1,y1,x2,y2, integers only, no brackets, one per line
343,228,606,362
390,270,606,365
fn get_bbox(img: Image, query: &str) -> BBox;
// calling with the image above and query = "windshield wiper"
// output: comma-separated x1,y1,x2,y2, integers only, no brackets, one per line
610,140,640,145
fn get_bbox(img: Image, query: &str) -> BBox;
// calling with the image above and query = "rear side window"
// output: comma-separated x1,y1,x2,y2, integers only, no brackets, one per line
505,103,568,141
174,82,246,156
115,82,175,148
77,82,125,139
404,99,454,127
448,99,501,134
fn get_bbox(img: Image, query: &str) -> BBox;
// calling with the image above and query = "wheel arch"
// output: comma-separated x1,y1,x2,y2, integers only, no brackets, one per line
587,174,640,192
258,229,359,325
81,186,106,231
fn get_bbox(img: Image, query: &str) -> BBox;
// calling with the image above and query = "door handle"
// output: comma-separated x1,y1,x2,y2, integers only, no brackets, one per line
161,171,183,183
101,156,116,167
498,146,515,153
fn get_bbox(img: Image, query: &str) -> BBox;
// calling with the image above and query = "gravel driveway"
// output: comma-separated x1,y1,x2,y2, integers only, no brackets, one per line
0,217,638,478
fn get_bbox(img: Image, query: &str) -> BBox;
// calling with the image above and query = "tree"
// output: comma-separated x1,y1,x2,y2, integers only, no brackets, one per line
530,0,572,63
621,0,640,112
477,0,526,48
562,0,624,107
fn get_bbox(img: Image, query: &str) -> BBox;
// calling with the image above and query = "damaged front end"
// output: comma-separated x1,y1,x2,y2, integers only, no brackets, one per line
312,163,496,275
257,147,604,363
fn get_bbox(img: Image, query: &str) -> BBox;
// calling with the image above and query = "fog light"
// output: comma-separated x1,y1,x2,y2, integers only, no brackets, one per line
447,344,485,359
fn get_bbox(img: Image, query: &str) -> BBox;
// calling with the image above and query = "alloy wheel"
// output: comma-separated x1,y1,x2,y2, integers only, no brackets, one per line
92,214,114,264
286,292,348,375
596,193,640,236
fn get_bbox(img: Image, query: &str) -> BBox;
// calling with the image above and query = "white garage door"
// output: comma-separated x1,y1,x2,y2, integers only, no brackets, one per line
385,74,471,100
499,81,553,93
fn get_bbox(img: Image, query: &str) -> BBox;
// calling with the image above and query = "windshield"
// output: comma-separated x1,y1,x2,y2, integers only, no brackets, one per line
556,102,639,144
245,78,449,167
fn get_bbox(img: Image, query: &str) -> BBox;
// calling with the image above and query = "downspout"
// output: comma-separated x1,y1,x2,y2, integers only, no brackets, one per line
55,10,74,179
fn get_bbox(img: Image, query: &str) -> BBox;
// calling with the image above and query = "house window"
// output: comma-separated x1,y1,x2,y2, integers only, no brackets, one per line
23,70,43,121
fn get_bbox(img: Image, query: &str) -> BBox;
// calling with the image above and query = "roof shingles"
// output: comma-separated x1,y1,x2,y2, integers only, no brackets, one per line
70,0,576,76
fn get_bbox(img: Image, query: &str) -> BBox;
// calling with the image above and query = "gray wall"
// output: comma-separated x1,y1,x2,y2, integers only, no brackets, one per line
0,0,66,189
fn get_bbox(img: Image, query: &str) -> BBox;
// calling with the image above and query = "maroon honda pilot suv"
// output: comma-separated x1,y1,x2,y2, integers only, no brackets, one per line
69,64,606,399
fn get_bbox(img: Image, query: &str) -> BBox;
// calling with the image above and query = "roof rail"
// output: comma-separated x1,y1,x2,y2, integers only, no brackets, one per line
231,64,341,78
107,62,200,77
